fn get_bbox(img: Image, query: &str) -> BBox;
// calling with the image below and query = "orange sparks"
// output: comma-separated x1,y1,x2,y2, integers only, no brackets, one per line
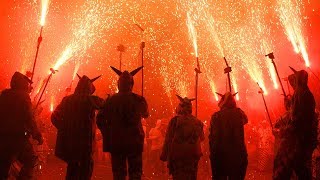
187,12,198,57
50,96,54,112
209,81,219,101
40,0,50,26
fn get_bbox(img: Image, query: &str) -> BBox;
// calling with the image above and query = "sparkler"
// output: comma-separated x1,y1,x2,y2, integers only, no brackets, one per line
223,57,232,92
135,23,145,97
30,0,50,82
277,0,310,67
187,12,201,117
257,82,273,130
265,52,287,97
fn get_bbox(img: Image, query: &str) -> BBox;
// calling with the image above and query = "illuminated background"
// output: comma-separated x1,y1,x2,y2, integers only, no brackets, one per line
0,0,319,123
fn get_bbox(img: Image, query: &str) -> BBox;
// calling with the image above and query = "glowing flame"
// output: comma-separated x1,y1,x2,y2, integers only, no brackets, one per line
187,12,198,57
53,47,73,71
50,96,54,112
209,81,219,101
40,0,50,26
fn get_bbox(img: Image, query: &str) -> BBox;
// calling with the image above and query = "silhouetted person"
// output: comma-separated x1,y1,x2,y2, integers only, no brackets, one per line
209,92,248,180
273,67,317,180
51,74,104,180
97,66,149,180
160,95,204,180
0,72,43,179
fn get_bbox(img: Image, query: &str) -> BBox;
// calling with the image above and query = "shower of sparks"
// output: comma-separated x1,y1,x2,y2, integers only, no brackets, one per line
231,75,240,100
207,15,224,57
7,0,314,119
277,0,310,67
209,80,219,101
40,0,50,26
186,12,198,58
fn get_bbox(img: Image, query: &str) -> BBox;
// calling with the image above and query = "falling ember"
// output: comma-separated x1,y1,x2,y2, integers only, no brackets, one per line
40,0,50,26
187,12,198,57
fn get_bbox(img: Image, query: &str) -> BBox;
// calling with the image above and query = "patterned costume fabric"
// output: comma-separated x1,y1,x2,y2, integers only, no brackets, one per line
0,72,42,179
161,96,204,180
51,75,104,180
273,68,317,180
97,66,149,180
209,92,248,180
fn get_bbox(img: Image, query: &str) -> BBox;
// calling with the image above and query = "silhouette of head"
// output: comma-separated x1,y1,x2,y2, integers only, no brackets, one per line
289,66,308,89
175,95,195,115
110,66,143,92
75,74,101,95
216,92,237,109
10,72,33,92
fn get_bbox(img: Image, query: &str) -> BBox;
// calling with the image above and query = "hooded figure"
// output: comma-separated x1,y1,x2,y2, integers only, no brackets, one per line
209,92,248,180
97,66,149,180
0,72,43,179
273,67,316,180
160,95,204,180
51,74,104,180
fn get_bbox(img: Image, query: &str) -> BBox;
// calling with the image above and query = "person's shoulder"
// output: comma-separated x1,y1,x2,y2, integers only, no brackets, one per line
132,93,146,100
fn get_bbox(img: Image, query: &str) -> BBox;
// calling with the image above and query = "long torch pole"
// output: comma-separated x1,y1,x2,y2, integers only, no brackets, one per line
265,53,286,97
223,57,232,92
258,83,273,130
35,68,57,109
194,57,201,117
31,26,44,82
141,42,145,97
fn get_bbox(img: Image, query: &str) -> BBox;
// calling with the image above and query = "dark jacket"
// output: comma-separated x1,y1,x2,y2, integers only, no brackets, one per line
209,103,248,176
97,92,149,154
0,72,40,139
161,114,204,162
51,77,104,162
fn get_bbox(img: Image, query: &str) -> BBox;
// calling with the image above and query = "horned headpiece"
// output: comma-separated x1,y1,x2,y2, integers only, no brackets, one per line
75,74,101,94
215,92,238,109
176,95,195,115
289,66,308,88
110,66,143,92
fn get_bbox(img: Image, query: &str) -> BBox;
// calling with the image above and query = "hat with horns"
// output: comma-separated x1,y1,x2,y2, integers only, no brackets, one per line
216,92,237,109
75,74,101,94
110,66,143,92
175,95,195,115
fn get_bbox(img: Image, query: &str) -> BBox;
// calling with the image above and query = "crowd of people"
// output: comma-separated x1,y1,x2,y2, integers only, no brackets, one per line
0,64,318,180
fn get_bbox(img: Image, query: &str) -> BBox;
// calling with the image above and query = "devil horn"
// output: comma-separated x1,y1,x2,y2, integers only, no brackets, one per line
110,66,122,76
215,92,224,97
176,95,184,102
130,66,143,76
289,66,297,73
189,98,196,102
91,75,101,82
232,92,239,96
77,74,81,79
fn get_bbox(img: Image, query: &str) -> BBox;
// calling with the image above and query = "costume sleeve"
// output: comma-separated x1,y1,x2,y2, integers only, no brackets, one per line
208,114,216,155
51,98,65,129
23,96,41,139
90,95,105,110
140,97,149,118
160,117,176,161
199,122,205,142
96,97,110,132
